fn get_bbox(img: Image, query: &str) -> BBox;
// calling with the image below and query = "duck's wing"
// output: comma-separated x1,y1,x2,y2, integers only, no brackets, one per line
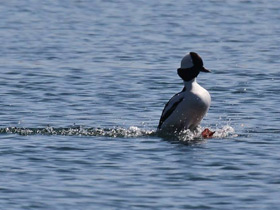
158,89,185,130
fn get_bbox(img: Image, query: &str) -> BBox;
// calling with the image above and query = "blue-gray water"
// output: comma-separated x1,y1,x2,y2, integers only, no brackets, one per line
1,1,280,209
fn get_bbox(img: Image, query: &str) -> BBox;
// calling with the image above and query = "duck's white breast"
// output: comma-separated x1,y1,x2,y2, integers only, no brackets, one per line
159,81,211,132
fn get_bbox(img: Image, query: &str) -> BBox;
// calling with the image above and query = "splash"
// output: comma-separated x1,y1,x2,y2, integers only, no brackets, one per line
0,125,235,140
212,125,236,138
158,125,236,142
0,126,156,138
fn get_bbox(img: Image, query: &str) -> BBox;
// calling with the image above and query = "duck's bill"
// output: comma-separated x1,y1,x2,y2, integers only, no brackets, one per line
200,67,211,73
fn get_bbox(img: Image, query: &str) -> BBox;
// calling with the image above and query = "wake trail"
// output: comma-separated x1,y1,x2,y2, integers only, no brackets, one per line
0,125,236,141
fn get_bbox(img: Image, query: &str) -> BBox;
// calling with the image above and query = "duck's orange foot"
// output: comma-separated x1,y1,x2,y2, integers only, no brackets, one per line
201,128,215,138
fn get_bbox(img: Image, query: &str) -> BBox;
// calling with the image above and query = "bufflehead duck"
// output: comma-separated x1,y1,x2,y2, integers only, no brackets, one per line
158,52,211,133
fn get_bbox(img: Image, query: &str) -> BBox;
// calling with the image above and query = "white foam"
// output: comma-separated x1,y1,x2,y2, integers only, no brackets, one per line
0,125,236,140
213,125,236,138
173,125,236,142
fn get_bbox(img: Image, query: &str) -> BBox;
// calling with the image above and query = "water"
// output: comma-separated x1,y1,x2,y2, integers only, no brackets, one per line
0,0,280,209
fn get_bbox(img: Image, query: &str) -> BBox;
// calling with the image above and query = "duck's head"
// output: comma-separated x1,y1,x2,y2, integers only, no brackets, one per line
177,52,210,81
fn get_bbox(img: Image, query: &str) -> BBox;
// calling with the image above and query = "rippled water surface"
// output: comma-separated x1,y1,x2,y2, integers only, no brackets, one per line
1,0,280,209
